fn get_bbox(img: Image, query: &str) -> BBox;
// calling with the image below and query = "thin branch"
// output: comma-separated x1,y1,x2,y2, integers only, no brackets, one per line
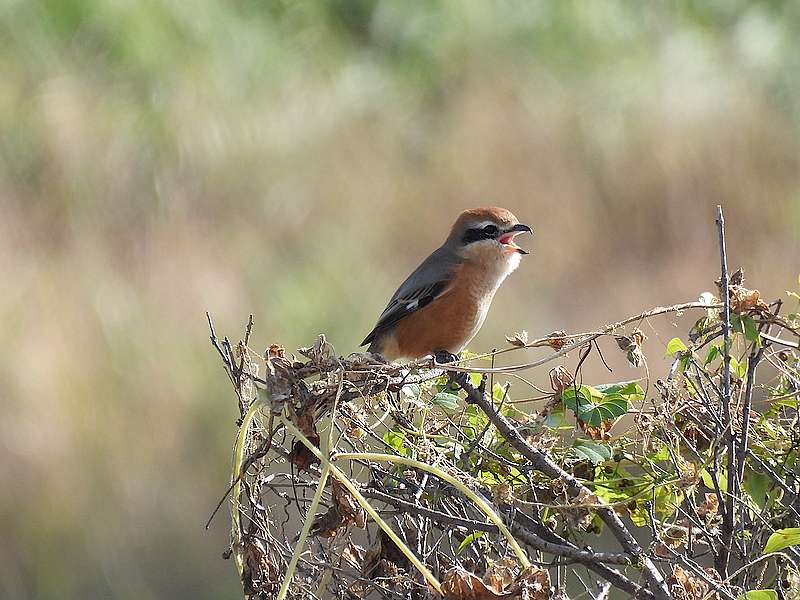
451,373,672,600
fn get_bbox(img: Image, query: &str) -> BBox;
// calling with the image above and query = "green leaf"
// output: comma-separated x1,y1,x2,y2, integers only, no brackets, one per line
731,313,745,335
401,384,421,401
704,344,721,366
738,591,777,600
742,470,770,509
545,406,569,428
463,404,489,439
729,355,748,379
701,468,728,493
572,440,613,465
646,445,671,462
431,391,460,411
763,528,800,554
457,531,485,553
563,386,629,426
741,315,760,346
738,590,778,600
665,337,688,356
383,429,408,456
561,385,594,410
595,381,645,401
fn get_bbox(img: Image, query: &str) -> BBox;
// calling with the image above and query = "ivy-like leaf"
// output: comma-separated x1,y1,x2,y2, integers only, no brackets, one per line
762,528,800,554
431,391,460,411
705,344,721,366
563,386,629,426
666,337,688,356
572,439,613,465
596,381,645,402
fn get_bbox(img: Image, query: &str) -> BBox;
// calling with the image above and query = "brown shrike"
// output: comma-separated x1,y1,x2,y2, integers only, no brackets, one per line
361,207,532,361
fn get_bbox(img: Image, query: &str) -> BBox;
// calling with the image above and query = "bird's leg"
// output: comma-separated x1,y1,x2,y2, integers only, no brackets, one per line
434,350,469,390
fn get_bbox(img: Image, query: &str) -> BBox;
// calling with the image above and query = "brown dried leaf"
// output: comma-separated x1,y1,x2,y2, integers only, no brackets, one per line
729,285,769,314
505,330,529,347
549,366,574,394
662,526,687,549
442,564,552,600
492,482,514,506
515,566,551,600
697,493,719,519
615,328,647,367
332,479,367,529
287,434,321,472
340,541,365,571
654,542,673,559
574,487,600,506
546,331,568,351
678,462,700,489
299,334,336,363
310,505,344,538
667,565,719,600
484,558,517,592
241,537,275,596
578,418,611,441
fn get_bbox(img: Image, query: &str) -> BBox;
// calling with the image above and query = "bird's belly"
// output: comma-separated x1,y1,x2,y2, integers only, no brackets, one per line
385,285,495,359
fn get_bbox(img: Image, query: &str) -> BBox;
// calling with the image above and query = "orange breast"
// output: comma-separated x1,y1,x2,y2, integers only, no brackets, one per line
376,261,497,360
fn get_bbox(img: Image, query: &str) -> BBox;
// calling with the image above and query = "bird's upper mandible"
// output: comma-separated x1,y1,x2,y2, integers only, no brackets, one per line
361,206,532,361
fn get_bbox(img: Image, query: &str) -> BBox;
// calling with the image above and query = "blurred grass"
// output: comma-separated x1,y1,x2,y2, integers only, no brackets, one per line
0,1,799,598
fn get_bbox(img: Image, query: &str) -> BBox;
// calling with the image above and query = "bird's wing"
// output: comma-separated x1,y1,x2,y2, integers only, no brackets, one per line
360,246,463,347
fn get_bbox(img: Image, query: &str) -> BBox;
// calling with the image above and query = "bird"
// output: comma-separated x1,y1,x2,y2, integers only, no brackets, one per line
360,207,532,361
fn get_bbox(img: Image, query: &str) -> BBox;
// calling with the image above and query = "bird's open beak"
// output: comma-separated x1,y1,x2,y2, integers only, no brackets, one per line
499,223,533,254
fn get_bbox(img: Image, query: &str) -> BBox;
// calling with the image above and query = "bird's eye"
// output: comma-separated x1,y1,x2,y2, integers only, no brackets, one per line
482,224,499,238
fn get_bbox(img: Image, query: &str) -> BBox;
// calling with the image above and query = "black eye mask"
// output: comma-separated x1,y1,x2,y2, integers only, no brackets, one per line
462,224,499,244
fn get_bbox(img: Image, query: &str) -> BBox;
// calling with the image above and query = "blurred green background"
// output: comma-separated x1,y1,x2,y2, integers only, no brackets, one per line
1,1,799,598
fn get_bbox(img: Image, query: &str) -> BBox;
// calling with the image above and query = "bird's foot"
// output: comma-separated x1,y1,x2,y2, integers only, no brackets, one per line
433,350,459,365
434,350,469,390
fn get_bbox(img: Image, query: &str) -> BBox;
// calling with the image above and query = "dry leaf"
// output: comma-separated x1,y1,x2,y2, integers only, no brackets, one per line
697,493,719,519
545,331,568,351
662,526,687,549
492,482,514,506
310,505,344,538
678,462,700,489
506,330,529,347
441,564,552,600
729,285,768,314
332,479,367,529
549,367,574,394
287,435,321,472
241,537,275,596
667,565,719,600
485,558,517,591
574,487,600,506
615,328,647,368
578,418,612,441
